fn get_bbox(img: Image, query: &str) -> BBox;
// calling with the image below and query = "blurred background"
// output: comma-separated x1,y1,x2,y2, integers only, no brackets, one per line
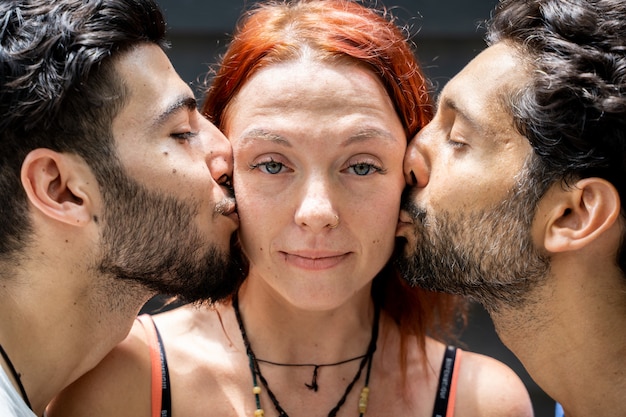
149,1,556,415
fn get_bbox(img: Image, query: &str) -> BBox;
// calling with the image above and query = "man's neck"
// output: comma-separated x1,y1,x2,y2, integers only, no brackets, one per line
0,269,150,415
491,271,626,417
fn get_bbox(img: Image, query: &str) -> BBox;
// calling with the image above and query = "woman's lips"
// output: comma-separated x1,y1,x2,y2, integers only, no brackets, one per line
281,251,350,270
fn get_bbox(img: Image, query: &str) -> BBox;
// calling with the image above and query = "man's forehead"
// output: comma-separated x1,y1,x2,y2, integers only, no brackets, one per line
113,44,196,123
433,45,533,154
442,44,527,115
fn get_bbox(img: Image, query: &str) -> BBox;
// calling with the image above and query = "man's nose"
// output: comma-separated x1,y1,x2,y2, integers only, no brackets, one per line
201,117,233,184
404,130,429,189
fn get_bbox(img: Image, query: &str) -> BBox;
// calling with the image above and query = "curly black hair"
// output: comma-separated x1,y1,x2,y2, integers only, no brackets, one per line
487,0,626,272
0,0,167,258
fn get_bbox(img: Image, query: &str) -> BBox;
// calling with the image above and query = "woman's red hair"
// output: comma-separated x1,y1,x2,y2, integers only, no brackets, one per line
203,0,467,365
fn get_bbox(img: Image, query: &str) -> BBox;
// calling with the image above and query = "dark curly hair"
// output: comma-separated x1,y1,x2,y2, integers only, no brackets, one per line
487,0,626,272
0,0,167,258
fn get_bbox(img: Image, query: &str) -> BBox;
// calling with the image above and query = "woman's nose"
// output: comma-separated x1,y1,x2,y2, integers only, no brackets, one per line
294,175,340,232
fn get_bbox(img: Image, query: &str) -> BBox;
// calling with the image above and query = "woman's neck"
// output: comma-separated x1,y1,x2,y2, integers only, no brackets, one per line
235,277,376,365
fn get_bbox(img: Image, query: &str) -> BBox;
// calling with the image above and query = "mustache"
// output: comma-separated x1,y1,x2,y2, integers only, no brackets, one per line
400,187,426,223
214,196,237,216
214,178,237,217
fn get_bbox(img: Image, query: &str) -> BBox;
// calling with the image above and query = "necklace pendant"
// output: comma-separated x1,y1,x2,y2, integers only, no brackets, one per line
304,381,319,391
305,364,320,391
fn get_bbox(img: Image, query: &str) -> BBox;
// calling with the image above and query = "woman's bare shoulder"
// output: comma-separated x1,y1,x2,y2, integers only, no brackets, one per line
47,319,152,417
151,302,244,378
150,302,252,415
152,301,237,355
454,349,534,417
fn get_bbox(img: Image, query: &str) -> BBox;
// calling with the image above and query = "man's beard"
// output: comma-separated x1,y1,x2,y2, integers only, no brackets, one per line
396,159,551,313
95,165,242,304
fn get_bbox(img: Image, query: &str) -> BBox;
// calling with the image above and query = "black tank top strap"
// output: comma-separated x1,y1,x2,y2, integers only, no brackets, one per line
432,345,458,417
153,321,172,417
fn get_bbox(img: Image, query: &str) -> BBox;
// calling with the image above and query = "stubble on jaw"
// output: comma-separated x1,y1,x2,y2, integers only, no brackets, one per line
395,158,552,313
95,167,241,305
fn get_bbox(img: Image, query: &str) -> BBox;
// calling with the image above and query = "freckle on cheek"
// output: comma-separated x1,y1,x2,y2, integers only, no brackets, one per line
172,169,177,174
163,151,169,156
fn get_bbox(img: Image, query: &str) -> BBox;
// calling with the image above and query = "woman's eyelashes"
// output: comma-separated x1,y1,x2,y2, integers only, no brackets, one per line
247,157,386,176
249,158,289,174
345,161,385,176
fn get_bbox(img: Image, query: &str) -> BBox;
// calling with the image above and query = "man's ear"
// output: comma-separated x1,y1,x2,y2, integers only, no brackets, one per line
544,178,620,253
21,149,95,226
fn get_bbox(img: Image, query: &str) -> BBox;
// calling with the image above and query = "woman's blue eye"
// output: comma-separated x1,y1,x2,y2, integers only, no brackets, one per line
350,162,380,176
251,160,284,174
263,161,283,174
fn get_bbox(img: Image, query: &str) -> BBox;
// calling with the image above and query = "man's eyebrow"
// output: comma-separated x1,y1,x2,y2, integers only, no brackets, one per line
440,96,482,132
153,96,198,127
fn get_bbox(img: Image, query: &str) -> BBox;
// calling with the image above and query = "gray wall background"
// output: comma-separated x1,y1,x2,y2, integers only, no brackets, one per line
152,1,555,415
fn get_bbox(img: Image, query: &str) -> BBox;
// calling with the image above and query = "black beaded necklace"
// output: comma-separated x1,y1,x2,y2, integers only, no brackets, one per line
233,295,379,417
0,344,32,410
254,353,367,393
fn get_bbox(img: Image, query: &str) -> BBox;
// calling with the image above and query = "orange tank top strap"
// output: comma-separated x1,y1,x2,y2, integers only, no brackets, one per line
136,314,170,417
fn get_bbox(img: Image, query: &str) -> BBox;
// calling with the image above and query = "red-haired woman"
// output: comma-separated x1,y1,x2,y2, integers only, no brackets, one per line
49,1,533,416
